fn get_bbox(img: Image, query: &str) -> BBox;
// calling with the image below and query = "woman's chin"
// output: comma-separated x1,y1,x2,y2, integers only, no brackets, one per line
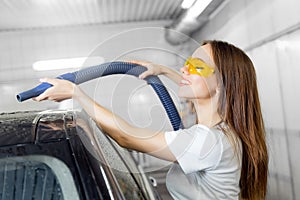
178,84,196,95
178,89,193,99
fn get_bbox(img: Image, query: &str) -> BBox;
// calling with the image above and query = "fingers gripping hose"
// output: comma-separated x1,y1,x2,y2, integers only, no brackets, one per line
17,62,183,130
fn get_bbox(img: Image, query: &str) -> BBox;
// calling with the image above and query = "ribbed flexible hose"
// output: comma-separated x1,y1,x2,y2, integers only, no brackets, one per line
17,62,183,130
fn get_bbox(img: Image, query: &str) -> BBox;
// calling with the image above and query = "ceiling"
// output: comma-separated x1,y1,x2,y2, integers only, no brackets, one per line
0,0,184,31
0,0,225,45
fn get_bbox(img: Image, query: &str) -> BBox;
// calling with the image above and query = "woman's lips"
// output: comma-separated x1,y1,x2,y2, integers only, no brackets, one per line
179,79,191,86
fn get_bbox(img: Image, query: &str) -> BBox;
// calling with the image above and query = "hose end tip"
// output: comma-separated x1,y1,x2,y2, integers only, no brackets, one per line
16,94,22,102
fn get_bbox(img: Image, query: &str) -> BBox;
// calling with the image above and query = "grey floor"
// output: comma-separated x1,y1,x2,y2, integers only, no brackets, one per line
146,166,173,200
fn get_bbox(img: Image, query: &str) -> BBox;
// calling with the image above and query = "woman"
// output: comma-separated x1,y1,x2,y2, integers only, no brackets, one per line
34,40,268,200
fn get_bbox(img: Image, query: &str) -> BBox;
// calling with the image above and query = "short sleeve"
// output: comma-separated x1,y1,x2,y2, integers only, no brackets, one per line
165,125,223,174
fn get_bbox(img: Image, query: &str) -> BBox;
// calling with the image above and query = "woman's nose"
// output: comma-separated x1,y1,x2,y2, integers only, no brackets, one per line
180,65,189,75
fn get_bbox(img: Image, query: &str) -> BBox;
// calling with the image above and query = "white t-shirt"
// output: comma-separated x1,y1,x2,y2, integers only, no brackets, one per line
164,124,242,200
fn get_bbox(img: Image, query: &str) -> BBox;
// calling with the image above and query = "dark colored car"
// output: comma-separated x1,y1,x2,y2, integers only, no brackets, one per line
0,110,161,200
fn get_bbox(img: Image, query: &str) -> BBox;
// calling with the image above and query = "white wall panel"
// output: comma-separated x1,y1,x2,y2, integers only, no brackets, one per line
271,0,300,34
249,44,285,129
245,0,275,46
267,129,293,200
275,31,300,130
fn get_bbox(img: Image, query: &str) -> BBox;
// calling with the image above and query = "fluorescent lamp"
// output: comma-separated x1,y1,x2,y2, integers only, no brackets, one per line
185,0,213,20
181,0,196,9
33,56,105,71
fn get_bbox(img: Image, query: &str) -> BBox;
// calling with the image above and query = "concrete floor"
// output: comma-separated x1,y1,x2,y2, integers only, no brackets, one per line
146,165,173,200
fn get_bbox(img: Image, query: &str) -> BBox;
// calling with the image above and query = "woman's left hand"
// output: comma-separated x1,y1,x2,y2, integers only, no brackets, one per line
32,78,76,102
127,60,164,79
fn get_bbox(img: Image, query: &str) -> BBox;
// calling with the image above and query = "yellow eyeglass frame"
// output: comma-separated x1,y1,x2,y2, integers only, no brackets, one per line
184,57,215,77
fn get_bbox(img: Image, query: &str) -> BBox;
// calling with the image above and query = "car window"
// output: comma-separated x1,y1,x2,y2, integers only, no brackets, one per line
110,140,155,199
88,120,145,200
0,155,80,200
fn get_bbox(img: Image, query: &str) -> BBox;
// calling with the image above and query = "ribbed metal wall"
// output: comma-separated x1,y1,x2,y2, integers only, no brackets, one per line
0,0,183,31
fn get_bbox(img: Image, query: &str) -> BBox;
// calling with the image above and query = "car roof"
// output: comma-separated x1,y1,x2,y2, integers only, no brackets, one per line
0,110,74,146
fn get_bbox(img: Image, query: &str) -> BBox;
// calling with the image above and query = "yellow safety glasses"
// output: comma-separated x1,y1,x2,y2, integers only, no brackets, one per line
184,57,215,77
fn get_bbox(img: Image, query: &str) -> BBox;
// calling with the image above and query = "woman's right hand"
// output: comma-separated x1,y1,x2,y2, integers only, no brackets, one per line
127,60,164,79
32,78,77,102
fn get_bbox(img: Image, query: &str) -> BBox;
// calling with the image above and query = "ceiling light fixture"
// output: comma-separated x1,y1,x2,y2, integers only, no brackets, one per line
33,56,105,71
185,0,213,20
181,0,197,9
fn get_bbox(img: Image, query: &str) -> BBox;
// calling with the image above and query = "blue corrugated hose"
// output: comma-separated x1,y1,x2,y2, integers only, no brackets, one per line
17,62,183,130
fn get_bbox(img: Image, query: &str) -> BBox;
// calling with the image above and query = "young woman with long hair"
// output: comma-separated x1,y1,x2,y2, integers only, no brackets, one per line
34,40,268,200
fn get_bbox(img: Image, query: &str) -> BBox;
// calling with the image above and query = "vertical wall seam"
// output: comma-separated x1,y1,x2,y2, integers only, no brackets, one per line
274,45,296,200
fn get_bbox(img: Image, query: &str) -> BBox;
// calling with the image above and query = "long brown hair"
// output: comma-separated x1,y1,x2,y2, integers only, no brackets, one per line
204,40,268,200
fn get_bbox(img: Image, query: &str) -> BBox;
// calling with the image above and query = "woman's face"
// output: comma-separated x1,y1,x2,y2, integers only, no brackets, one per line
178,44,218,100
